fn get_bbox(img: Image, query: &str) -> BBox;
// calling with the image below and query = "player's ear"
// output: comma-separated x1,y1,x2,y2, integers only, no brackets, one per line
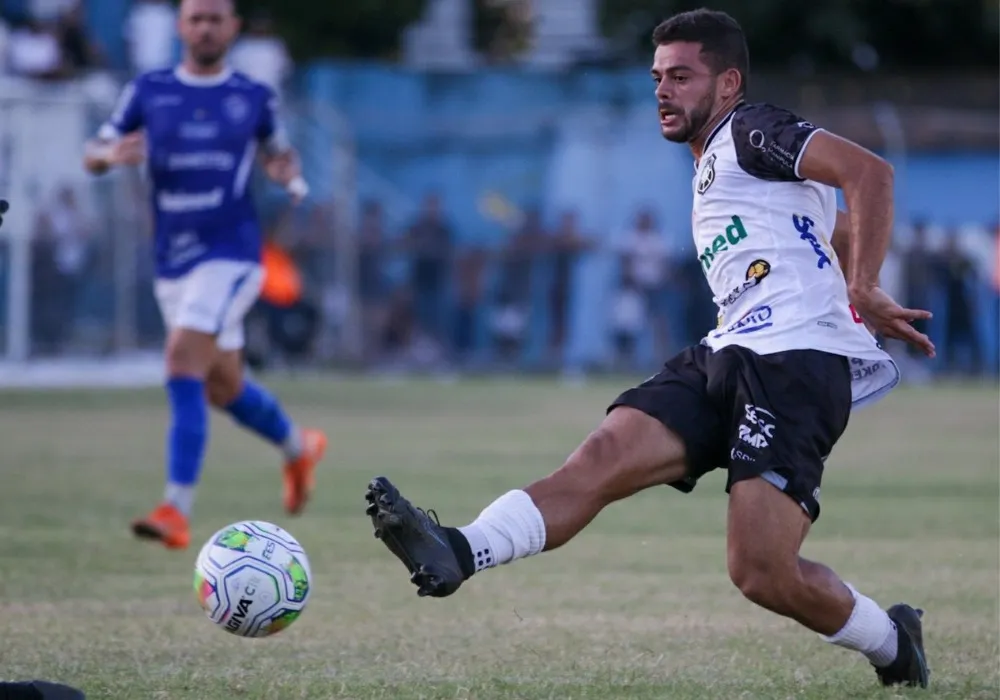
719,68,742,100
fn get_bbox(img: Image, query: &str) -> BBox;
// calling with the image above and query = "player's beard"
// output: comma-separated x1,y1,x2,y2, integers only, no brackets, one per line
191,42,226,68
661,89,716,144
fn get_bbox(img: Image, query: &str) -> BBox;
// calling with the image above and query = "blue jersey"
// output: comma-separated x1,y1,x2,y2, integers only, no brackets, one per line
99,67,289,278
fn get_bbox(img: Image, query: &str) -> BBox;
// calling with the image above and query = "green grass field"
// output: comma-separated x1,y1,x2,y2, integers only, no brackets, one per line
0,377,997,699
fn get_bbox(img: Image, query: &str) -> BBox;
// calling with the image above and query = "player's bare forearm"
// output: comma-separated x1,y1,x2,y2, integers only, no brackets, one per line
831,210,851,278
262,149,309,203
797,131,893,295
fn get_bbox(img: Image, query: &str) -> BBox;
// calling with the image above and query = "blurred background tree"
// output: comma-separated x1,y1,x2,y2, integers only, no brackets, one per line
236,0,431,60
600,0,999,70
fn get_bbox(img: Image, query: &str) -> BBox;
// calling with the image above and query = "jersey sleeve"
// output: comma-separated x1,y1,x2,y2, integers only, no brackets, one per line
256,86,291,154
98,79,144,140
730,103,822,182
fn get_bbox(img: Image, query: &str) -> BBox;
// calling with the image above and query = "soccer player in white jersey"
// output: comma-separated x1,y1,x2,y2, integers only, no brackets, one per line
82,0,327,550
363,8,936,690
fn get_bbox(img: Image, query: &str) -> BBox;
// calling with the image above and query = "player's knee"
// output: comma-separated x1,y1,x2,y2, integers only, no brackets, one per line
557,425,633,500
205,374,241,408
165,329,215,378
728,550,800,613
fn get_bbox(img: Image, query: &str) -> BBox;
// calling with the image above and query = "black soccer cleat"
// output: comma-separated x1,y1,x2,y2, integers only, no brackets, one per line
874,604,930,688
365,476,466,598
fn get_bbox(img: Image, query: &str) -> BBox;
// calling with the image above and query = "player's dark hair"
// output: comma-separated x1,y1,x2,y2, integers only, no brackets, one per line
652,9,749,96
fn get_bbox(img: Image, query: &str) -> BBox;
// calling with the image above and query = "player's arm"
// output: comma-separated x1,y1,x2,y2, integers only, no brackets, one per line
797,132,934,355
831,209,851,277
83,80,146,175
257,88,308,204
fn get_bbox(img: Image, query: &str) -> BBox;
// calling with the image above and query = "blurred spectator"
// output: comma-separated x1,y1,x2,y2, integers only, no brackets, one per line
903,220,938,358
125,0,176,75
615,208,670,357
56,2,101,72
496,206,543,308
0,16,10,74
7,17,65,80
230,11,292,95
406,192,454,349
941,232,978,374
30,185,92,353
380,286,417,366
358,200,388,357
547,209,590,361
610,267,646,371
453,248,487,365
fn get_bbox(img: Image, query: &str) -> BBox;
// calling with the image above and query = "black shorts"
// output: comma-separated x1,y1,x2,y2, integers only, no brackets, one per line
608,344,852,521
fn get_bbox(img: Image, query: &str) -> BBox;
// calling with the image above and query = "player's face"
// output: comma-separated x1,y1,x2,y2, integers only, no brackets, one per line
651,42,722,143
179,0,239,67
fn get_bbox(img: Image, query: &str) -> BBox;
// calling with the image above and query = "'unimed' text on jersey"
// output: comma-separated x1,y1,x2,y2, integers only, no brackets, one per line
692,102,899,408
100,67,288,278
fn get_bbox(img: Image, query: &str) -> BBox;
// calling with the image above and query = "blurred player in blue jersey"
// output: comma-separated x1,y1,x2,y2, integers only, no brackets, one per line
83,0,327,549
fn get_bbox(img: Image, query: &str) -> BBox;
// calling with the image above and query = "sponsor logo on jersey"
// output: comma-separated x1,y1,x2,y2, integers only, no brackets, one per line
224,94,250,124
738,404,776,449
723,304,773,335
700,215,749,271
793,214,832,269
167,151,236,171
696,153,716,194
717,258,771,308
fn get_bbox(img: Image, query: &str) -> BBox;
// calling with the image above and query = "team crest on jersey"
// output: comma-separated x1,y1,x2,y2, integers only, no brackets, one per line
696,154,717,194
223,94,250,124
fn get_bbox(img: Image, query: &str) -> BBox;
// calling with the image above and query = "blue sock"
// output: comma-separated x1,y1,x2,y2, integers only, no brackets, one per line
225,380,297,455
165,377,208,513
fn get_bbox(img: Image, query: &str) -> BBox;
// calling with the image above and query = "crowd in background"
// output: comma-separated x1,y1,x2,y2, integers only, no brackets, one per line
3,2,997,378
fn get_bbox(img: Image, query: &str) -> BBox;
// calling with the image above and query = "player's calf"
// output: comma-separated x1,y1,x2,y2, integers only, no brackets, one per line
207,351,326,515
158,327,217,518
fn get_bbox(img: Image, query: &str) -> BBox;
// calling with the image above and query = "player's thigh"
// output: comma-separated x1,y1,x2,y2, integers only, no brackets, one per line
155,275,216,374
723,347,852,523
726,476,812,591
596,345,729,495
171,260,264,352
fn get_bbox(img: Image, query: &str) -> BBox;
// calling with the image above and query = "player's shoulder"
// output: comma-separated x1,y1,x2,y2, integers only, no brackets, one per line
227,70,277,98
730,102,815,138
132,68,178,88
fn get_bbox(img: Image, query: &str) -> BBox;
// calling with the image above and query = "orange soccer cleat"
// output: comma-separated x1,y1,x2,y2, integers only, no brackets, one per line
131,502,191,549
283,428,328,515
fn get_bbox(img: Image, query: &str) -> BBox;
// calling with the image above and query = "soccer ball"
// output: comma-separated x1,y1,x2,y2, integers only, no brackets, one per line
193,520,311,638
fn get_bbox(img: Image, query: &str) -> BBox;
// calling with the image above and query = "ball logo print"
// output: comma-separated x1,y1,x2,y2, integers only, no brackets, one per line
193,521,312,638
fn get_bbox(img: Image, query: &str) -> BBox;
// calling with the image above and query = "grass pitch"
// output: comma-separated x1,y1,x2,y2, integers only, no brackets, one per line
0,377,997,699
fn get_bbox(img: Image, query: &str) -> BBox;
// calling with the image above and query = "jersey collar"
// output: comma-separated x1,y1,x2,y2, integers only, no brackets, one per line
174,65,233,87
694,100,746,170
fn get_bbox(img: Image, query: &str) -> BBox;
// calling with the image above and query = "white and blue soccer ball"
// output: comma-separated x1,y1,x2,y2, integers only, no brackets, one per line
193,520,311,638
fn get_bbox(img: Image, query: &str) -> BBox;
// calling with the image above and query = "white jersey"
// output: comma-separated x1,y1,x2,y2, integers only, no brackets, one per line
691,102,899,409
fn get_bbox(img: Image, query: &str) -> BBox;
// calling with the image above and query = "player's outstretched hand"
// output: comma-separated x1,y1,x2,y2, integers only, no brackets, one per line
849,284,936,357
112,132,146,166
0,199,8,230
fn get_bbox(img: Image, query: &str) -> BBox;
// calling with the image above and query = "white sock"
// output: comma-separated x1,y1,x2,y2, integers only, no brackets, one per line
165,483,195,517
458,490,547,572
281,427,303,461
822,583,898,667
